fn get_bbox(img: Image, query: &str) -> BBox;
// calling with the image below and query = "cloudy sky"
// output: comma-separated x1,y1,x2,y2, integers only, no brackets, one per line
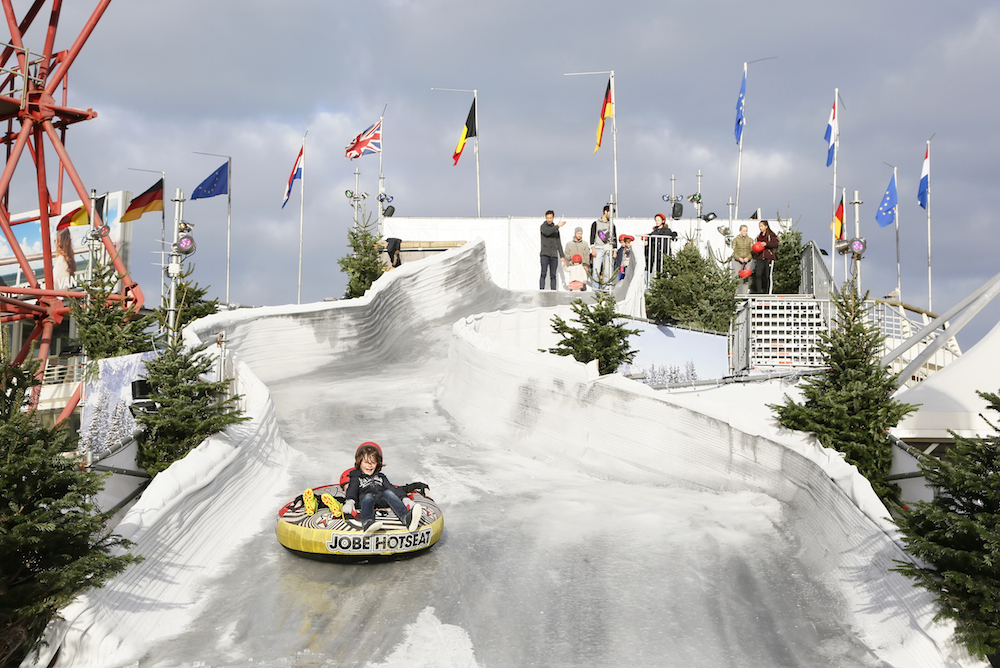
8,0,1000,348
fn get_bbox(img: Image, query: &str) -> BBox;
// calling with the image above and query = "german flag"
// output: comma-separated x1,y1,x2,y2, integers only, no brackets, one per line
56,205,88,230
830,193,845,239
452,99,477,165
121,178,164,222
594,79,613,154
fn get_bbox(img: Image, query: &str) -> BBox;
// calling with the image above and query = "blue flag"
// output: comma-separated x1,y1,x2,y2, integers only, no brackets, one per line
734,68,746,144
191,162,228,200
875,173,897,228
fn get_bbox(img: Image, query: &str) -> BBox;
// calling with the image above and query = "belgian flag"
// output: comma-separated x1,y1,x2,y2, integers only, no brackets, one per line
121,178,164,222
452,99,477,165
594,79,613,154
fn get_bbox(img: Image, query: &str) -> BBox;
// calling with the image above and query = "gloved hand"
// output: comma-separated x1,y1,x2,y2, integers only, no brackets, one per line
341,499,356,516
403,482,430,495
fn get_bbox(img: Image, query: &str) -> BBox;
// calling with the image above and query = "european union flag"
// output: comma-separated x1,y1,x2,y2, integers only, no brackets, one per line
735,68,746,144
191,162,228,200
875,173,897,228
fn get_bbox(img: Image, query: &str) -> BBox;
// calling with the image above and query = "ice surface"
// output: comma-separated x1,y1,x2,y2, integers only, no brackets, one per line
29,240,985,668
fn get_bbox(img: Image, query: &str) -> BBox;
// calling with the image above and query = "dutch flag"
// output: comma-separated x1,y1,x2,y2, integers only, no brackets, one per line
918,146,930,210
824,100,837,167
282,145,304,209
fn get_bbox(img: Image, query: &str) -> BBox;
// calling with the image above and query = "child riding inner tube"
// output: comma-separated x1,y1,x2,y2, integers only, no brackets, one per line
275,483,444,561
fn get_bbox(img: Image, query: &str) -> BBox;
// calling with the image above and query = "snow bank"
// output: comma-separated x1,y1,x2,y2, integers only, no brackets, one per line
440,303,979,668
30,351,293,668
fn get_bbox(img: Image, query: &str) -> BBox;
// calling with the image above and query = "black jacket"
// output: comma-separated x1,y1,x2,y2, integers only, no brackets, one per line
344,469,404,503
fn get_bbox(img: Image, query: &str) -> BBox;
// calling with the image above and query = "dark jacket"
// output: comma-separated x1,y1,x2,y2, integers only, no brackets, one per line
754,230,780,262
540,221,564,258
344,469,404,503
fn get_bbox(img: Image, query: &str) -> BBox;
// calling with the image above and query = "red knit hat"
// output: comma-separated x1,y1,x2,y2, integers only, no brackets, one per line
618,234,634,243
655,213,666,222
571,254,583,263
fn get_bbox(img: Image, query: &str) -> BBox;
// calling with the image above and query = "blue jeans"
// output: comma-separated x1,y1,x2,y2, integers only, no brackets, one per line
592,247,613,283
360,489,408,524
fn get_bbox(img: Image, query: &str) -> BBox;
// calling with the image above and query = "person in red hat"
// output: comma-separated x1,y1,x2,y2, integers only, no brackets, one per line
751,220,780,294
730,224,753,296
341,442,426,536
566,253,588,291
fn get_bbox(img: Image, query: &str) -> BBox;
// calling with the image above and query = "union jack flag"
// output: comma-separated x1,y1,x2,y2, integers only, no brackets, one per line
345,119,382,160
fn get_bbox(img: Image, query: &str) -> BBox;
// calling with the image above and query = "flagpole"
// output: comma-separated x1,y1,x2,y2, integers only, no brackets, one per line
610,72,618,218
227,157,231,304
298,131,307,305
926,138,932,312
831,88,839,284
735,62,746,221
473,89,481,217
378,103,387,235
193,152,233,304
894,165,901,301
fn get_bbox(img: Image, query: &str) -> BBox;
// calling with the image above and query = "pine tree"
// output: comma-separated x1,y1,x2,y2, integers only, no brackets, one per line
337,212,384,298
0,359,139,667
770,281,916,503
545,291,640,375
155,264,220,333
771,226,802,294
69,256,155,369
645,240,738,333
894,390,1000,661
135,337,247,476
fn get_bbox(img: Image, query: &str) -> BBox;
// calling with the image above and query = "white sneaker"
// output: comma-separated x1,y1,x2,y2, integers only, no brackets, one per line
362,520,383,537
408,504,422,532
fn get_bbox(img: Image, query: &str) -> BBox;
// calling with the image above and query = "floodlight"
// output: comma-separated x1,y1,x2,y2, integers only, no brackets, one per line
176,233,196,255
850,237,866,255
701,212,717,222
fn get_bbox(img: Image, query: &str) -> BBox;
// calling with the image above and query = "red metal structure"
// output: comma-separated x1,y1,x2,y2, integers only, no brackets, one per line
0,1,144,413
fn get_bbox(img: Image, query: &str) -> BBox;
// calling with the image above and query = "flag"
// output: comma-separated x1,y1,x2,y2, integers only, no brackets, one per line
735,67,746,144
56,205,88,230
830,194,845,239
121,179,163,222
345,120,382,160
191,162,228,200
876,173,897,228
282,145,303,209
594,79,613,154
453,100,477,165
918,146,929,209
824,99,837,167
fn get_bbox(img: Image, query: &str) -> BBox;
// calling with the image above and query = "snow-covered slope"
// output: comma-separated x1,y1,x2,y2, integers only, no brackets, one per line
29,239,982,668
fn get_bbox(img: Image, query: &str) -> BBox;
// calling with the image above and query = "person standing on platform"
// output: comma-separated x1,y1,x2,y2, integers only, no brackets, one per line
589,205,616,284
540,210,566,290
562,226,591,277
751,220,780,295
731,224,753,296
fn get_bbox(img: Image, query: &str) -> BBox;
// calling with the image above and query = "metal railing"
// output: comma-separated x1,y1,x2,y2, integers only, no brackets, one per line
42,356,86,385
730,296,961,381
